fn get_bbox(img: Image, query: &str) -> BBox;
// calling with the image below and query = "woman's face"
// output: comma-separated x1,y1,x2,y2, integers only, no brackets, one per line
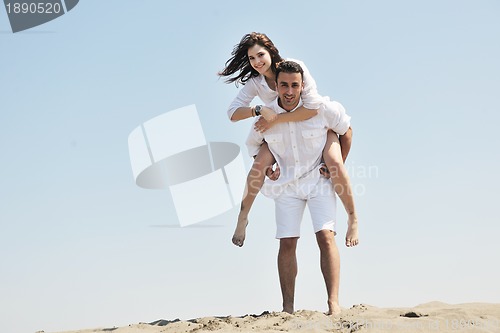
247,44,273,76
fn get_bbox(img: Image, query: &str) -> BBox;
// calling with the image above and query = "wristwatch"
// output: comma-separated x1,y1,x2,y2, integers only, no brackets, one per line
255,105,262,116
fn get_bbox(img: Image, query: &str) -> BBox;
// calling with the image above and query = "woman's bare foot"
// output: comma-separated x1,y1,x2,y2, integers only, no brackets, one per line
345,215,359,247
232,215,248,247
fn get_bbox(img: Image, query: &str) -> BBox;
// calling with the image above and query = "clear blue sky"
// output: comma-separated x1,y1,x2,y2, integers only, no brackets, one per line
1,1,499,333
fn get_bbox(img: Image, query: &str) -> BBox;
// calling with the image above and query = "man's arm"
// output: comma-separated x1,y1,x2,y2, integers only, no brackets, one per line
339,127,352,162
322,100,352,161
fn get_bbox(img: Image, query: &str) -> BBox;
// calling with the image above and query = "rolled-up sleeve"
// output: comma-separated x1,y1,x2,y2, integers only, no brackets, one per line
322,100,351,135
227,81,258,121
245,120,264,157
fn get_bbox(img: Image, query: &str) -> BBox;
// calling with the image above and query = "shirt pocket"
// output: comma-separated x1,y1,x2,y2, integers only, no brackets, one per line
265,133,285,156
301,129,325,153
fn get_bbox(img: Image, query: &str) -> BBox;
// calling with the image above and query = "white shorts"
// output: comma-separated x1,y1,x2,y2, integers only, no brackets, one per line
274,177,336,239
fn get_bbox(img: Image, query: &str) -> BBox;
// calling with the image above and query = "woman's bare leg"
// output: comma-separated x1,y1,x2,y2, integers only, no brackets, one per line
232,142,275,247
323,131,359,247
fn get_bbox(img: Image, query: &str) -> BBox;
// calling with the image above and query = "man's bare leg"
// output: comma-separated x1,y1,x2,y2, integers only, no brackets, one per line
278,237,299,314
323,131,359,247
315,229,341,315
232,143,275,247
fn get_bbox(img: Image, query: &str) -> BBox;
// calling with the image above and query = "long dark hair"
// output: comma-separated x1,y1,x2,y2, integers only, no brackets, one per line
218,32,283,86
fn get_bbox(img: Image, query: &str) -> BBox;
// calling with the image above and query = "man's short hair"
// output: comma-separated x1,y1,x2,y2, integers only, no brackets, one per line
276,60,304,81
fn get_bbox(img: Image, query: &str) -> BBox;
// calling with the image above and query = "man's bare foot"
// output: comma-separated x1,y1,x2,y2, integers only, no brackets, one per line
345,215,359,247
282,304,294,314
232,215,248,247
326,301,341,316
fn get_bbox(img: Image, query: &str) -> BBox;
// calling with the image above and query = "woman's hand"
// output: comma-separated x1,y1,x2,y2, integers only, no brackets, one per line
254,117,275,133
260,106,278,122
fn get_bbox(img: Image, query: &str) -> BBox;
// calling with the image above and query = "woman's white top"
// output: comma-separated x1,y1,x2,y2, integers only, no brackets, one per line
227,58,326,121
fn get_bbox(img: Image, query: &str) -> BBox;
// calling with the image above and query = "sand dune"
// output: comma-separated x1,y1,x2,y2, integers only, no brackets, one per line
50,302,500,333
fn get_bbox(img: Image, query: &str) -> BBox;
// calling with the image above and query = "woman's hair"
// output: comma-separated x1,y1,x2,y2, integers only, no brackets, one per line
218,32,283,86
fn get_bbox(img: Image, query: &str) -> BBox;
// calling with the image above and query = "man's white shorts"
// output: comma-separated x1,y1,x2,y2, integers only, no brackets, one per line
274,177,336,239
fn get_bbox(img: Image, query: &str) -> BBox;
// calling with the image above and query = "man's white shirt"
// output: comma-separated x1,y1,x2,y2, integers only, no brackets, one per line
227,59,323,121
246,98,351,199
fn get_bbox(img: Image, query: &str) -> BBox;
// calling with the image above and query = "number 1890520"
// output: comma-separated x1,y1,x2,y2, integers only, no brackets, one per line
6,2,62,14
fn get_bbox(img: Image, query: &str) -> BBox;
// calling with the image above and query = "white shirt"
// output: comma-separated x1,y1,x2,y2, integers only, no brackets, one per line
246,98,351,199
227,59,324,121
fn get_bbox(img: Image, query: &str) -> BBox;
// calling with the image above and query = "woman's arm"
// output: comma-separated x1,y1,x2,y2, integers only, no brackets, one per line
230,106,256,121
233,104,280,122
227,80,259,122
275,105,318,123
253,106,319,132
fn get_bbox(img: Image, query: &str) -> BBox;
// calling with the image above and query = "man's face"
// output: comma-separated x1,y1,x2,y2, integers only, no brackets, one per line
277,72,303,111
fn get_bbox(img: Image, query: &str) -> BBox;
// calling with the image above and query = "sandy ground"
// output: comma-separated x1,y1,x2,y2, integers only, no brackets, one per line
48,302,500,333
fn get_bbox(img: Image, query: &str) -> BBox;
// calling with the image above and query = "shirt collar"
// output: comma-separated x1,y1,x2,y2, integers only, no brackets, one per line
272,97,303,114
